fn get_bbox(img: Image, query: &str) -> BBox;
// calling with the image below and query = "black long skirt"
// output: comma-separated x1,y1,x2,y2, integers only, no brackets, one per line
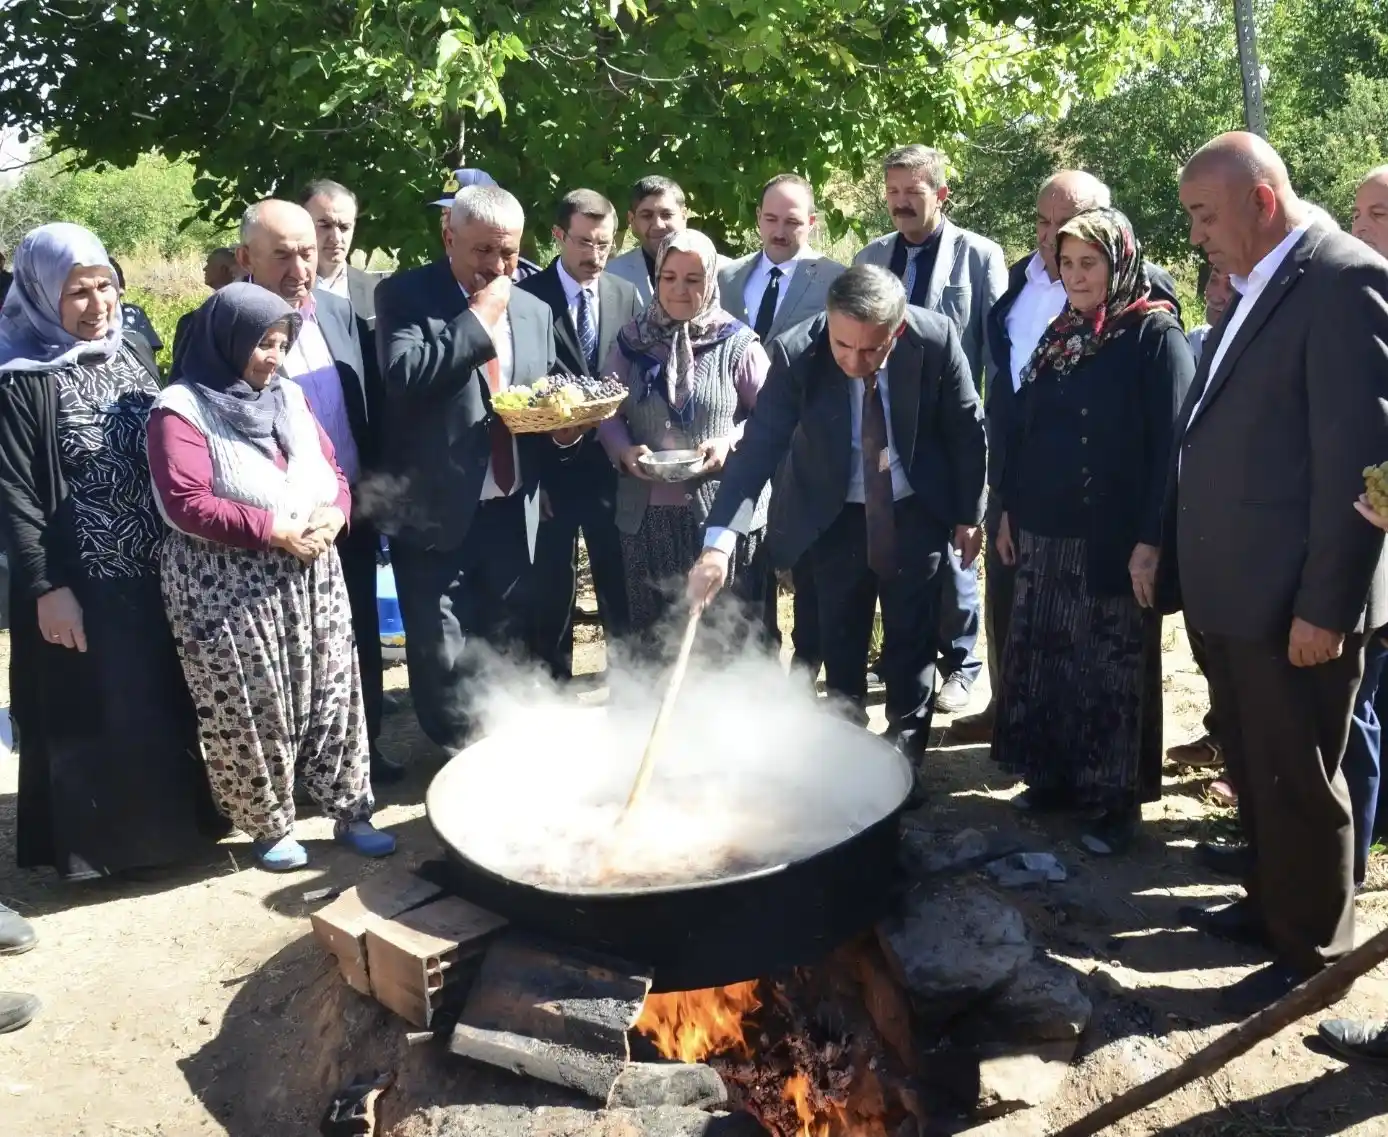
992,530,1163,808
13,574,222,876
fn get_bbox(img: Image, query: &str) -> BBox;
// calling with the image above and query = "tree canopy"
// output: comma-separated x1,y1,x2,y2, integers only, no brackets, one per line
1,0,1159,262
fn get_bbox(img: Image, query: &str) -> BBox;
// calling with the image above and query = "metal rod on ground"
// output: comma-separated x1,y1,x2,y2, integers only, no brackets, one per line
1051,925,1388,1137
619,605,702,819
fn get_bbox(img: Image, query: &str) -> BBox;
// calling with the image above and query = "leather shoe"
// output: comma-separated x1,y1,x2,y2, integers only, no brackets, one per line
1221,963,1350,1017
0,903,36,956
1318,1018,1388,1063
936,674,973,715
370,746,407,786
0,992,39,1034
948,706,995,744
1178,900,1269,949
1166,733,1222,769
1194,841,1249,878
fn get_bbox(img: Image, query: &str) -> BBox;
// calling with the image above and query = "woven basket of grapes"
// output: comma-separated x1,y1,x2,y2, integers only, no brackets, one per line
491,374,628,434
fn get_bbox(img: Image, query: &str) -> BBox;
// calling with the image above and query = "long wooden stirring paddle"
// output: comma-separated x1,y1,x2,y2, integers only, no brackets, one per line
617,605,702,822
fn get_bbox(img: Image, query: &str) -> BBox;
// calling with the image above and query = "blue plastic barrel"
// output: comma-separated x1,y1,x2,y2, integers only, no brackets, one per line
377,563,406,649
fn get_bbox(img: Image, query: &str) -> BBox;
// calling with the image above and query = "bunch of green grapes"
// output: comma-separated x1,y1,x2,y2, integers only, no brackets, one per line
536,383,585,416
1364,462,1388,515
491,387,536,412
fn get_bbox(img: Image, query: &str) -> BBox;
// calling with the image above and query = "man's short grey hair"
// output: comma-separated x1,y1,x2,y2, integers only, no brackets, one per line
1360,164,1388,189
1038,170,1112,210
449,185,525,232
827,265,908,327
882,145,948,191
239,199,275,244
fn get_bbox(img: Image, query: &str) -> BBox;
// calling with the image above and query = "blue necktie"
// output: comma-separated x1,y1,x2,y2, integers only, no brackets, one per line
902,246,924,306
577,287,598,374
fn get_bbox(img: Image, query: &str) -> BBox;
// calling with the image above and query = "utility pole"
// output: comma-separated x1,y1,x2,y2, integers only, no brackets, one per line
1232,0,1268,137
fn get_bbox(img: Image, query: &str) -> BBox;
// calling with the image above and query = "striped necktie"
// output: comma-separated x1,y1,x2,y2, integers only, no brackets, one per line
577,287,598,374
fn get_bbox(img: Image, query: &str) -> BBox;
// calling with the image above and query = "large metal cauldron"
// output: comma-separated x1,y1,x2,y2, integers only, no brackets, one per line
427,706,912,992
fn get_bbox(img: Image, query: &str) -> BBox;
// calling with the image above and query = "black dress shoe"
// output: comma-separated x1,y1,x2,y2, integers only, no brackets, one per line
1318,1018,1388,1063
0,903,36,956
370,747,408,786
0,992,39,1033
1177,900,1269,948
1194,841,1249,878
1012,787,1076,814
1221,963,1349,1017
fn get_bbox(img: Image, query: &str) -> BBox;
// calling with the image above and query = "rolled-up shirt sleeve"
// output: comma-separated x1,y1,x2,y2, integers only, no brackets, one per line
147,409,276,550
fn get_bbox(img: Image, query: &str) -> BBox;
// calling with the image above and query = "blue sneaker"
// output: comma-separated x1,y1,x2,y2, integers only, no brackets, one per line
252,834,309,872
334,820,396,858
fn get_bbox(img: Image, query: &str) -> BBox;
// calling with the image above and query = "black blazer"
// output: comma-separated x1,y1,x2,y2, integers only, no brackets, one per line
1158,225,1388,637
374,258,558,549
1001,310,1193,596
706,308,986,571
310,288,381,476
985,255,1180,493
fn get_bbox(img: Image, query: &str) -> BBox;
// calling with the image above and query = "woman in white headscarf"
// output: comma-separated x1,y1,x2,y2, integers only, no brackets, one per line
0,223,221,882
597,229,772,640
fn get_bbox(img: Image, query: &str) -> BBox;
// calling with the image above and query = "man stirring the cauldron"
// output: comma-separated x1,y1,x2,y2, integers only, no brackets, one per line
689,265,986,774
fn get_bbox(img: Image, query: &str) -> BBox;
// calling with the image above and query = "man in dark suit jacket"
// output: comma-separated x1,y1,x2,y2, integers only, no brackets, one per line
517,190,642,680
951,170,1182,743
689,265,986,761
375,185,564,751
236,199,397,780
1166,134,1388,1013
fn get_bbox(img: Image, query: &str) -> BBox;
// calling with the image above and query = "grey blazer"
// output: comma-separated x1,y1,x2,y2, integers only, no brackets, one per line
1159,224,1388,639
717,251,847,343
606,248,654,306
853,218,1007,386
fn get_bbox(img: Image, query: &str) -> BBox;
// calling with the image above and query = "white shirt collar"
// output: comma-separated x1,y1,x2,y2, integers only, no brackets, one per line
317,266,349,296
555,259,597,306
1024,251,1062,287
1231,224,1309,295
757,247,809,276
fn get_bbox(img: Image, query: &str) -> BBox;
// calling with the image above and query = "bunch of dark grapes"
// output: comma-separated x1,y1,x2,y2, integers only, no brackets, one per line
1365,462,1388,515
568,373,627,401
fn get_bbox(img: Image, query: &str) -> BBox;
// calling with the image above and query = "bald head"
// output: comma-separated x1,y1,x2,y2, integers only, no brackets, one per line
1178,132,1305,277
1354,165,1388,257
237,199,318,307
1035,170,1111,279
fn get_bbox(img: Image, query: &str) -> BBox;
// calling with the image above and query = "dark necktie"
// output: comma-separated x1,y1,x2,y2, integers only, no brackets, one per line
753,266,783,340
486,356,516,494
902,246,924,306
861,373,897,578
576,286,598,374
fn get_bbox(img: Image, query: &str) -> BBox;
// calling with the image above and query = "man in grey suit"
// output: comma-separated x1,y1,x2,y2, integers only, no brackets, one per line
718,174,847,341
688,266,985,765
855,145,1007,714
719,173,847,671
606,175,690,305
301,179,389,330
1167,134,1388,1013
374,186,566,751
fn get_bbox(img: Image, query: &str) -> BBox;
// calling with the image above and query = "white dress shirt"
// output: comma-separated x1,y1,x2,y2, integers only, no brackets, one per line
555,260,600,334
703,365,911,556
1186,224,1309,427
281,306,361,484
1005,252,1068,390
743,249,807,327
318,268,350,299
460,282,521,500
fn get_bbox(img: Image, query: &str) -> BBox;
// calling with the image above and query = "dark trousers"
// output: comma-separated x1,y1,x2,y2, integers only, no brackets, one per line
982,495,1016,709
528,467,628,681
1184,620,1221,742
790,558,821,675
1344,629,1388,885
1201,632,1360,972
338,519,383,750
392,495,530,751
937,545,982,685
807,499,948,759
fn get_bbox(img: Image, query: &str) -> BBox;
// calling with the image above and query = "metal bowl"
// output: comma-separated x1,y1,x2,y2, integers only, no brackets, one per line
637,449,706,483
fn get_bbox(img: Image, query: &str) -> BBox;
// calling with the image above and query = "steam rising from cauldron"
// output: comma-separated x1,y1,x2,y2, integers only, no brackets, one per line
427,600,910,893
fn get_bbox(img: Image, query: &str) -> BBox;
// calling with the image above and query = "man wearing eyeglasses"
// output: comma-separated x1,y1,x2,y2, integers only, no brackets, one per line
518,190,643,679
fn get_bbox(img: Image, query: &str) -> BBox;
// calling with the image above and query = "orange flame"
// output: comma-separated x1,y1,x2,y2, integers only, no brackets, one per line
635,980,762,1063
783,1072,833,1137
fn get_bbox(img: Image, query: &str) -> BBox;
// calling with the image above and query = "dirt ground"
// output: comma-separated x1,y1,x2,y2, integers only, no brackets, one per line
1,601,1387,1137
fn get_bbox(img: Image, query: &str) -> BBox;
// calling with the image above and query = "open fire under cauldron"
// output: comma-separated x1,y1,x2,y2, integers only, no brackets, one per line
426,704,914,992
